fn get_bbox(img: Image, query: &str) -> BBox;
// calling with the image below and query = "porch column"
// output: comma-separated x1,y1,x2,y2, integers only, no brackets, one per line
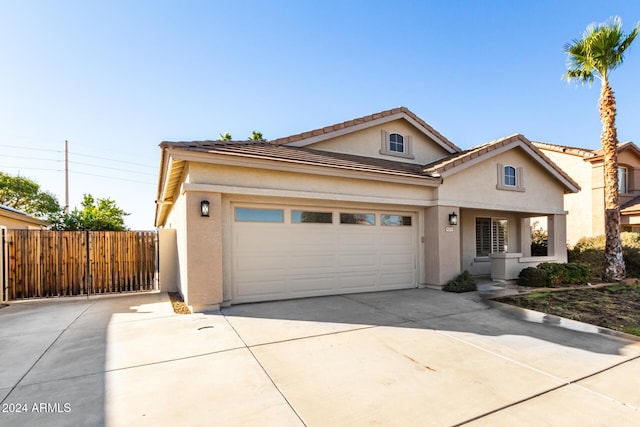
424,206,461,287
547,213,568,262
184,191,223,312
520,217,532,257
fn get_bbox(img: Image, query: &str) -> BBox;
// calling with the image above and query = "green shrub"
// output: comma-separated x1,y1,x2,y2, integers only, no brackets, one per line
518,263,592,288
518,267,548,287
443,270,477,293
569,232,640,279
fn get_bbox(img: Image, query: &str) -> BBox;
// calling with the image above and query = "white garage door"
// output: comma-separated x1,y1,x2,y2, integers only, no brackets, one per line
231,204,418,303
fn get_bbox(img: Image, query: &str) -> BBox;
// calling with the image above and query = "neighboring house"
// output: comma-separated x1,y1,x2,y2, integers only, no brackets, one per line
155,107,579,311
0,204,49,230
534,141,640,246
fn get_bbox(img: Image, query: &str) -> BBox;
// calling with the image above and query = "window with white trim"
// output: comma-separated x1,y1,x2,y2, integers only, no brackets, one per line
379,130,415,159
496,164,524,191
619,167,628,194
476,217,508,256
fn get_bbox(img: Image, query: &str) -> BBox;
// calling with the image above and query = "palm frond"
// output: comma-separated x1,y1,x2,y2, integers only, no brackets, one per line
563,16,638,84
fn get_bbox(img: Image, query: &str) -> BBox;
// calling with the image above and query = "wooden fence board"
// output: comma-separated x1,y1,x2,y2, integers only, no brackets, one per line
5,230,157,300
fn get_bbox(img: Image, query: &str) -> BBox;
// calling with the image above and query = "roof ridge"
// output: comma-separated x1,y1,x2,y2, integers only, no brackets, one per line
267,107,461,152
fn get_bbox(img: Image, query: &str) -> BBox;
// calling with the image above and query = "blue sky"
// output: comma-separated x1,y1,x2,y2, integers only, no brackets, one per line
1,1,639,229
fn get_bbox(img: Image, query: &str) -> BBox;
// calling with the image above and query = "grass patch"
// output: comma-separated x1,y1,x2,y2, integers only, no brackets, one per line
494,284,640,337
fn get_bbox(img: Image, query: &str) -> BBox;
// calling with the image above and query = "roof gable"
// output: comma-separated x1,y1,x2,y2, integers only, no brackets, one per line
424,134,580,193
269,107,461,155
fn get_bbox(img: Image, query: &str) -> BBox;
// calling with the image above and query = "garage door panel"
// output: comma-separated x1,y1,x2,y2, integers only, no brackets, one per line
380,271,416,286
381,253,415,267
231,205,418,303
235,280,286,297
338,273,379,291
337,253,377,268
287,276,337,293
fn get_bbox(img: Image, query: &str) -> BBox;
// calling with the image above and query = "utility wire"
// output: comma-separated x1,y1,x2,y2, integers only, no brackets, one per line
68,160,157,176
0,165,63,172
68,151,156,169
70,170,155,185
2,154,63,162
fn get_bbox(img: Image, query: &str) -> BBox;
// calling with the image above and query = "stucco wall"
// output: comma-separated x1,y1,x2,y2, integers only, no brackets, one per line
538,149,593,245
188,162,438,205
308,119,452,165
438,148,566,213
0,214,47,229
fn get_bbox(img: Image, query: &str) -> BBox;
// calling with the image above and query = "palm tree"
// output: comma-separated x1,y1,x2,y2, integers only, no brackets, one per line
248,131,265,141
219,132,232,141
564,16,639,281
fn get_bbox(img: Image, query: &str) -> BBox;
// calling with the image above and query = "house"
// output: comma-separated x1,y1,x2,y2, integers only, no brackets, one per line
155,107,579,311
534,141,640,245
0,204,50,230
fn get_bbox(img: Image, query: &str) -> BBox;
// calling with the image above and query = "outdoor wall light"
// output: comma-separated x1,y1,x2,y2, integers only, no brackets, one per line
201,200,210,217
448,212,458,226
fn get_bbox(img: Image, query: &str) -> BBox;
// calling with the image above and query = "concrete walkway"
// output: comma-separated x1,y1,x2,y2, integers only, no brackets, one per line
1,288,640,426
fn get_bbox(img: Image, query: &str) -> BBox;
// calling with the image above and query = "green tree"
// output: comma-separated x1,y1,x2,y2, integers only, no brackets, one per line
219,132,232,141
0,171,63,219
564,16,639,281
50,194,129,231
248,131,265,141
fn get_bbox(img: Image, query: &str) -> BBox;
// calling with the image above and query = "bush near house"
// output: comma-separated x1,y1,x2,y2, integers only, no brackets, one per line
568,232,640,279
518,262,592,288
443,270,477,293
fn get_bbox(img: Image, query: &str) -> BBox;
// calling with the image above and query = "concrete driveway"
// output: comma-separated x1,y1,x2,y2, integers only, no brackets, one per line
1,289,640,426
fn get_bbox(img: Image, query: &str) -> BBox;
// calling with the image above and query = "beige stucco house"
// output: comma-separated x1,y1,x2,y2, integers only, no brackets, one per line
535,141,640,245
0,204,49,230
155,107,579,311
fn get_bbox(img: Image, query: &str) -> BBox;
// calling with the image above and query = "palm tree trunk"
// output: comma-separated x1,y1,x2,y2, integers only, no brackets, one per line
600,80,626,281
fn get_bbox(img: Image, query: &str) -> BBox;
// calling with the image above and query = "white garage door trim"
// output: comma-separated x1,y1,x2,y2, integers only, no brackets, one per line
230,203,418,303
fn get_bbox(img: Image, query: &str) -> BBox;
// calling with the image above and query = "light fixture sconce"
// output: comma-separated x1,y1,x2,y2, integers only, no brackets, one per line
201,200,210,217
448,212,458,226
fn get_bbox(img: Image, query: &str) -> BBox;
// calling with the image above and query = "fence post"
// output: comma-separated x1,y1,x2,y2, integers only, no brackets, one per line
1,226,6,302
86,230,90,298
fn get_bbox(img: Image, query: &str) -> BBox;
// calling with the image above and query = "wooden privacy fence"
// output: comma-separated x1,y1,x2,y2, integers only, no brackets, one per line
2,230,157,300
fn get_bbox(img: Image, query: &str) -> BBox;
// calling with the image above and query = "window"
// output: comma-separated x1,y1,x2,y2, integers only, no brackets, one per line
476,217,508,256
292,210,332,224
389,133,404,153
379,130,414,159
504,166,516,186
235,208,283,222
497,164,524,191
381,215,412,226
619,167,628,194
340,213,375,225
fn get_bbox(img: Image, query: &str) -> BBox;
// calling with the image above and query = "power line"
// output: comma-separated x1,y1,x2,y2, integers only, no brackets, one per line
0,165,63,172
0,144,62,154
68,160,157,176
2,154,63,162
0,143,156,169
68,151,156,169
70,170,155,185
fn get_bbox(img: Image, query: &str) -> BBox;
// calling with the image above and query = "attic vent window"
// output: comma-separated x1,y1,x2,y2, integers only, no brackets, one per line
389,133,404,153
497,164,525,192
380,130,415,159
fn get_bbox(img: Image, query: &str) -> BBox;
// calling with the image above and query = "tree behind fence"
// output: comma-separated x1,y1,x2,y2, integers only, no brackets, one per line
3,230,157,299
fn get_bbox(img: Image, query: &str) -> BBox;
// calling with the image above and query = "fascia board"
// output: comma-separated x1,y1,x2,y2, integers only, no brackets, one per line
170,150,440,187
440,140,580,193
286,112,458,154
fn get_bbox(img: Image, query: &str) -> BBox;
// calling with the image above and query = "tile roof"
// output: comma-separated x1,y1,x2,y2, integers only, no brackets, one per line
621,195,640,214
161,140,435,179
532,141,598,159
423,134,580,191
268,106,461,153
